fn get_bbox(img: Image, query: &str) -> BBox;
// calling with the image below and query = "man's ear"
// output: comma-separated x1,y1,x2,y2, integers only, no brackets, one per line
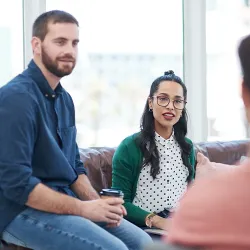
31,37,42,55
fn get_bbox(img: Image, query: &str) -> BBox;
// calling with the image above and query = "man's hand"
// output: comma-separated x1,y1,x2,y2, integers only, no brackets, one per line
196,152,235,179
100,195,127,227
80,198,124,224
105,203,127,228
195,152,216,179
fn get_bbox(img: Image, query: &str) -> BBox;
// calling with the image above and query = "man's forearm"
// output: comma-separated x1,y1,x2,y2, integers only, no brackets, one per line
26,183,82,215
71,174,99,200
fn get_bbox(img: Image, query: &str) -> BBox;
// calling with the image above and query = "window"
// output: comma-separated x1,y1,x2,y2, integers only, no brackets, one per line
206,0,248,140
46,0,183,147
0,0,24,87
206,0,217,11
243,0,250,7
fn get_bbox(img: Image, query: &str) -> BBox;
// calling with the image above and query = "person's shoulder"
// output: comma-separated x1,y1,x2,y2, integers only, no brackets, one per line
0,74,35,100
0,75,39,115
115,132,141,155
119,132,141,147
61,88,73,99
60,88,75,107
113,132,142,163
176,163,250,216
58,83,72,99
167,166,249,244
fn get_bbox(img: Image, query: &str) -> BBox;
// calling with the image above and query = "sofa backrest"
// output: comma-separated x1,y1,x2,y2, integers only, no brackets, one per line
195,140,249,164
79,140,250,192
79,147,115,192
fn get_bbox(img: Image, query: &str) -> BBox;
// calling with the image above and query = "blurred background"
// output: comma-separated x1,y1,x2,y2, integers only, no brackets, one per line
1,0,249,147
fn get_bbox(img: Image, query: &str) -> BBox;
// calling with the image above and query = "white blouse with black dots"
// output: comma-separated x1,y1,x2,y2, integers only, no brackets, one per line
132,132,189,213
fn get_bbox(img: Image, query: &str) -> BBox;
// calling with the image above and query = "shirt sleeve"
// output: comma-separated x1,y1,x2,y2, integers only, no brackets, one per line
0,93,41,205
75,143,87,175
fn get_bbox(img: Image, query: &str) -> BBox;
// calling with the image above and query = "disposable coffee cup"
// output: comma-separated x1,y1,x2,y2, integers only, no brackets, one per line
100,188,124,199
101,189,124,226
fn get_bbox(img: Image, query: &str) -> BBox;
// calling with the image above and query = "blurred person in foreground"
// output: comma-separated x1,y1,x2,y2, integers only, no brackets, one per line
145,34,250,250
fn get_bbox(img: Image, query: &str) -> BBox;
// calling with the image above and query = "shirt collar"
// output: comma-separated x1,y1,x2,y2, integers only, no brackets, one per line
25,60,64,100
155,131,175,147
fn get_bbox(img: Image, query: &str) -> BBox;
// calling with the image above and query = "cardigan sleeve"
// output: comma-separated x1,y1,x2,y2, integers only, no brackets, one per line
185,138,196,179
112,136,150,226
190,140,196,178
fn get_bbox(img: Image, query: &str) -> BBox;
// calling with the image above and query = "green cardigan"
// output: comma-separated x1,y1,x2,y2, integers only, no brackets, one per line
112,132,196,226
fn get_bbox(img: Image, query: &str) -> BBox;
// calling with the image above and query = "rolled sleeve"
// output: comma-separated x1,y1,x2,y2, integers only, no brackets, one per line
75,143,87,175
0,93,41,205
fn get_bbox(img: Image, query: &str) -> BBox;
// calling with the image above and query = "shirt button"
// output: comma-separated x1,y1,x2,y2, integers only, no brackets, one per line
52,94,56,98
45,94,48,97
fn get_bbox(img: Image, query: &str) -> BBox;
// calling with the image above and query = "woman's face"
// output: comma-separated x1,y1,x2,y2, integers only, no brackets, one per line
148,80,185,132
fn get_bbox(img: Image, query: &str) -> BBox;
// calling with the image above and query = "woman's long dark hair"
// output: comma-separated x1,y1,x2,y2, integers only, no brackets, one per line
136,70,193,182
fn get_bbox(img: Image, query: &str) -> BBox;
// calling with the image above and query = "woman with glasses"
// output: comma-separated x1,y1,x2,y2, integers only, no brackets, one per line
112,70,195,231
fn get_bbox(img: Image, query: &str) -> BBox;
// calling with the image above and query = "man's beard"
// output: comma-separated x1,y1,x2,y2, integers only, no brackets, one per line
41,46,76,78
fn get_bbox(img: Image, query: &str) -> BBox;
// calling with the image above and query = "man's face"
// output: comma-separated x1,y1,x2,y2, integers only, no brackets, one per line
40,22,79,78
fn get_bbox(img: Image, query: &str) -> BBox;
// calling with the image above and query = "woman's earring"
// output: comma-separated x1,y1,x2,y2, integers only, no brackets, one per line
149,108,153,112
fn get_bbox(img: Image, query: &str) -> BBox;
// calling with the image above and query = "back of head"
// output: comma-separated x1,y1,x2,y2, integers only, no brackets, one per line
238,34,250,90
32,10,79,41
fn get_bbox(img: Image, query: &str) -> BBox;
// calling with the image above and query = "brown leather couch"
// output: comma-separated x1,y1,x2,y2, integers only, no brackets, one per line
79,140,250,193
2,140,249,250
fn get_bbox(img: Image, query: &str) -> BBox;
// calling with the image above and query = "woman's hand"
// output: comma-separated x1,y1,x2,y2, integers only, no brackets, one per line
195,152,216,179
151,215,172,231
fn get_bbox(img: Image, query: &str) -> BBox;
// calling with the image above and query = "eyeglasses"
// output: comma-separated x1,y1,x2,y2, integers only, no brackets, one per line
152,96,186,110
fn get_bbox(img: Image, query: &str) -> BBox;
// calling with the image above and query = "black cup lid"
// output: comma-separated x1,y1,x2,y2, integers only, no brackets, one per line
100,188,124,197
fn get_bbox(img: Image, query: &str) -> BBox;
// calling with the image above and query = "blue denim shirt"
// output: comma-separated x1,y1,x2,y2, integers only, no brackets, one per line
0,60,87,234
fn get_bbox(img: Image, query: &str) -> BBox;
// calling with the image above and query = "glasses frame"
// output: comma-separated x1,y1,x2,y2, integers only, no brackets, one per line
152,96,187,110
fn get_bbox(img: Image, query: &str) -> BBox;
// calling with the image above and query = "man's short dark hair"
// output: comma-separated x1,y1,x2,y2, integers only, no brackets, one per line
239,34,250,90
32,10,79,41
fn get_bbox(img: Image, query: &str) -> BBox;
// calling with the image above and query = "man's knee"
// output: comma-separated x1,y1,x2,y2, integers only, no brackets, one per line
134,230,153,247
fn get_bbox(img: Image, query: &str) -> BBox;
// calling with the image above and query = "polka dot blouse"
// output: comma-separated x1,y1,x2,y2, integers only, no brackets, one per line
132,131,189,213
